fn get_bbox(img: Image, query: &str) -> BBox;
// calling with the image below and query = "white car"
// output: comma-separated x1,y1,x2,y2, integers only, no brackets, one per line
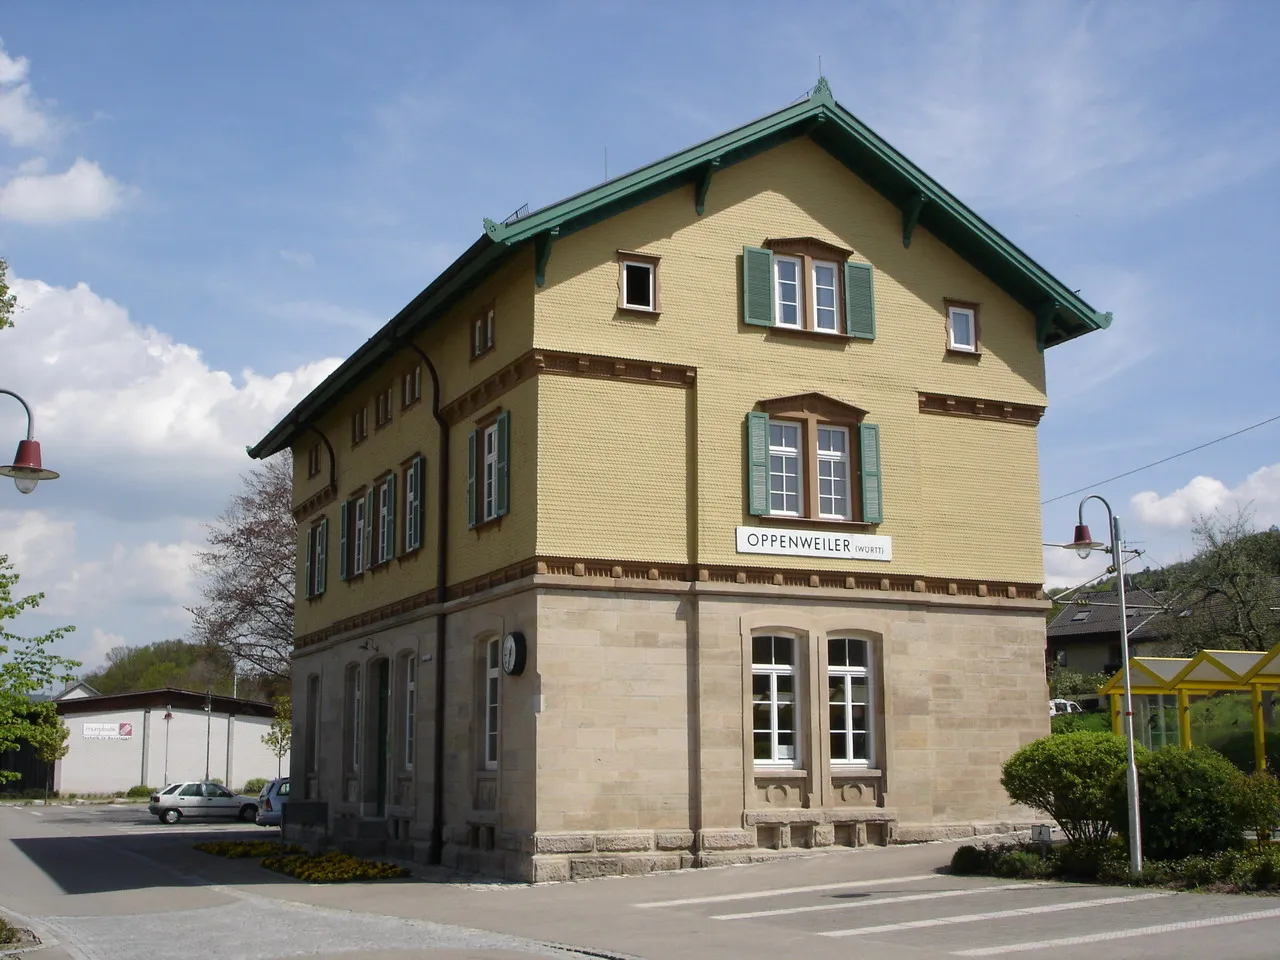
255,776,290,827
1049,698,1084,717
147,781,259,824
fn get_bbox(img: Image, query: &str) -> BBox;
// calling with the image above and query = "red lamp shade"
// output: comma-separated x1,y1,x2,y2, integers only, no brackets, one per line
1067,523,1104,559
0,438,59,494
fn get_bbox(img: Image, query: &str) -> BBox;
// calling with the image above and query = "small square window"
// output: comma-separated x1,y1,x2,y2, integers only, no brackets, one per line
402,366,421,408
622,262,653,310
351,407,369,446
471,307,496,359
947,305,978,352
376,387,393,427
306,444,322,478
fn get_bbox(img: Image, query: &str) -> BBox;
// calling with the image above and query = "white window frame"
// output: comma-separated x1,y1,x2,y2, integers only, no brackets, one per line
947,305,977,352
773,255,804,328
378,479,392,563
352,497,366,576
767,420,803,517
482,423,499,522
620,260,655,311
828,637,872,767
752,635,799,767
311,520,327,595
351,666,363,771
405,460,420,552
484,639,500,770
816,425,852,520
403,366,421,407
404,656,416,770
811,259,841,333
485,308,495,349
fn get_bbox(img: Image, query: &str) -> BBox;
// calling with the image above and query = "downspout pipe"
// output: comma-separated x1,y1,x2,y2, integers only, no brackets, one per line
401,339,450,864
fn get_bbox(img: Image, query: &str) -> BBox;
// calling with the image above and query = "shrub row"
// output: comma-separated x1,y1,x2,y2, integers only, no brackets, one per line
1001,731,1280,861
261,851,409,883
194,840,304,859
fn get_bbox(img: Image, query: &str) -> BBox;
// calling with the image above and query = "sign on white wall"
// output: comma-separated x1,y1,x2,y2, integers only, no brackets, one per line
83,722,133,740
736,527,892,562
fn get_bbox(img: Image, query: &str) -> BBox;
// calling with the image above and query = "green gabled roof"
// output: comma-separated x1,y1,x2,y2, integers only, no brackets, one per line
250,80,1110,459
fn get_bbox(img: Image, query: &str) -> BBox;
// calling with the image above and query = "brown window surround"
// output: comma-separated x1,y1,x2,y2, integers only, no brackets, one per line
351,406,369,447
757,393,871,527
470,303,496,361
764,237,855,336
616,250,661,315
944,299,982,356
402,365,422,409
306,444,322,479
375,386,394,429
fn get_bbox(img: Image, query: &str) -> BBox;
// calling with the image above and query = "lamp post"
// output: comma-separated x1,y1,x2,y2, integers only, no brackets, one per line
1065,494,1143,875
163,705,173,786
204,692,213,781
0,389,58,494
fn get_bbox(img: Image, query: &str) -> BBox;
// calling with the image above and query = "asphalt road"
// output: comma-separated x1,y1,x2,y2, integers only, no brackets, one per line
3,803,1280,960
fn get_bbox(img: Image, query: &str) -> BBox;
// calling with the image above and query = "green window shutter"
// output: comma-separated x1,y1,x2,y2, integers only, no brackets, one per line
859,423,883,523
339,501,349,581
495,411,510,517
746,412,770,516
315,518,328,595
363,488,376,568
466,430,478,528
742,246,774,327
385,473,397,560
844,261,876,339
413,455,426,549
303,528,312,599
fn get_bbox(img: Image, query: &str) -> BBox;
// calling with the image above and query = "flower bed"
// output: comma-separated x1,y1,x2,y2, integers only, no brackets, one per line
194,839,305,859
260,851,409,883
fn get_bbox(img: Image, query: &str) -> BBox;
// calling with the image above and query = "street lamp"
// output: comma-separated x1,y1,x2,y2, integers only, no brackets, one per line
163,705,173,787
0,388,58,494
204,692,213,781
1064,494,1143,875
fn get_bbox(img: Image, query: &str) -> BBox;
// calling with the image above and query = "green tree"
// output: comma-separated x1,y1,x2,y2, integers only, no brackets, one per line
261,694,291,778
82,638,260,697
0,555,79,783
23,708,69,800
0,258,15,332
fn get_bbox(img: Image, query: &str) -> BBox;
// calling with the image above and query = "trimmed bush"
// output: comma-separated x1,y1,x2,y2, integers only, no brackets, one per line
1117,746,1245,861
261,851,408,882
1050,713,1112,736
194,840,304,859
1001,731,1131,851
1233,771,1280,849
125,784,154,798
950,844,992,875
240,778,269,797
0,916,21,945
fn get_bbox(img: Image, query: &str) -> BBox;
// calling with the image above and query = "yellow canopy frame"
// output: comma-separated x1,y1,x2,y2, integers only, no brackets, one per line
1099,645,1280,771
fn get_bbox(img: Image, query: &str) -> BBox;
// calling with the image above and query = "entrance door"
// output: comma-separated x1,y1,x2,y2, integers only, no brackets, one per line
375,659,390,817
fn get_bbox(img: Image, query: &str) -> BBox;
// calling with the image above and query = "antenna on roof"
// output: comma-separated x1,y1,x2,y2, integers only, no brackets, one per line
818,54,822,76
604,145,609,181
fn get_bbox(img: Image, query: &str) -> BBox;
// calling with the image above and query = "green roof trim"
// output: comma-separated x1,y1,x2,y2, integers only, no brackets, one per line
249,82,1110,460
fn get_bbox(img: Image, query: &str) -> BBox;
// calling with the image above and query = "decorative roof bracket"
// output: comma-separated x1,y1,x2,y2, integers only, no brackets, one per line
534,227,559,287
902,193,928,248
1035,301,1060,352
694,158,721,216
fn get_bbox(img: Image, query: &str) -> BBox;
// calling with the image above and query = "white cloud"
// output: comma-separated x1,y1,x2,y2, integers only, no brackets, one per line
279,249,315,269
0,40,54,147
1131,464,1280,528
0,158,125,223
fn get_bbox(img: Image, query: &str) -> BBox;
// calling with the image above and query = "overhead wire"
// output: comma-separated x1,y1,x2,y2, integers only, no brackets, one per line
1041,412,1280,505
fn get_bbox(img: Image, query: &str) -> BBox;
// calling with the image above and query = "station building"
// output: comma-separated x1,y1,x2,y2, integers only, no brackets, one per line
250,80,1111,880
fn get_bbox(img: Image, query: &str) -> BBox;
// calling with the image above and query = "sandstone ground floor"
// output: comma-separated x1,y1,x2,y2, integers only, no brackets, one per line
287,573,1048,880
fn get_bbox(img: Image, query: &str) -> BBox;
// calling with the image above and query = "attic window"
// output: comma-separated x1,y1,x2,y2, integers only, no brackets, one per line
946,301,980,353
617,251,660,313
1070,610,1091,623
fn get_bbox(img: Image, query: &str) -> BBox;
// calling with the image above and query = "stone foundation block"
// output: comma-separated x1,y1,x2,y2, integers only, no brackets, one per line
697,828,756,851
697,851,757,868
894,823,976,843
533,833,595,854
530,857,570,883
811,824,835,847
620,854,682,875
569,857,624,880
655,829,695,851
596,832,655,853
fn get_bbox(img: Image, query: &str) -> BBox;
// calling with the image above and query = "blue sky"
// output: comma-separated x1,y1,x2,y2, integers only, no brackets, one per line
1,1,1279,671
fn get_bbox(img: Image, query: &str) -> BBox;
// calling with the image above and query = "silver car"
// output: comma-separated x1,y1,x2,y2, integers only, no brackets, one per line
255,776,290,827
148,781,259,824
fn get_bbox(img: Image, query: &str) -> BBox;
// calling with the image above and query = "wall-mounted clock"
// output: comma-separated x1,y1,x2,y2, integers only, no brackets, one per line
501,631,527,676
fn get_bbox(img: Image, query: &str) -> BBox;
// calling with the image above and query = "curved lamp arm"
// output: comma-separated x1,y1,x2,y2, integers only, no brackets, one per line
0,388,35,440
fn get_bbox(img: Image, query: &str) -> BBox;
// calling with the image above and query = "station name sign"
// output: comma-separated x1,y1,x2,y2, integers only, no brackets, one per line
736,527,892,562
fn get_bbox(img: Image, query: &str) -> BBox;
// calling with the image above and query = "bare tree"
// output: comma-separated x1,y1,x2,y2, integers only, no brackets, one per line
1169,507,1280,653
188,454,296,681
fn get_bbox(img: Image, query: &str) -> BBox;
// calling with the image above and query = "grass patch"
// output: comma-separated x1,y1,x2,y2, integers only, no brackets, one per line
261,851,409,883
194,840,304,859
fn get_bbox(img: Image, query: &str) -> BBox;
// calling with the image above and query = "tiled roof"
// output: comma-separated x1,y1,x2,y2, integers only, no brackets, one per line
1047,587,1170,641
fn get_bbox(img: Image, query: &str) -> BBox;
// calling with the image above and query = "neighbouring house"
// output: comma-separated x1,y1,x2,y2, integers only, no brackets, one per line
250,79,1112,881
1047,587,1170,676
51,688,288,795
